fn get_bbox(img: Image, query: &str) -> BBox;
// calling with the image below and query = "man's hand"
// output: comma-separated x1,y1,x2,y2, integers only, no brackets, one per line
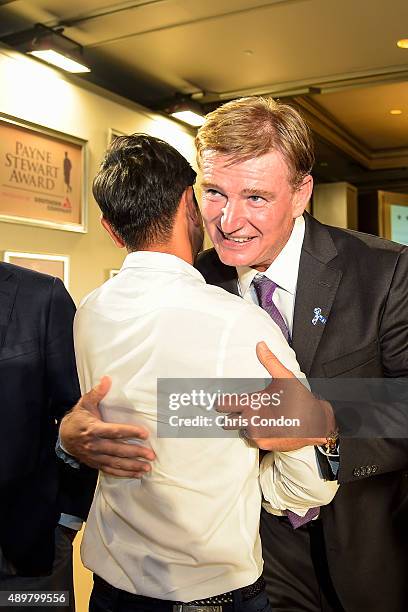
218,342,336,451
60,377,156,477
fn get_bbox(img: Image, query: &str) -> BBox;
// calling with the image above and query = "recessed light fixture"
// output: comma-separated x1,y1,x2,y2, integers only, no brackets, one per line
1,23,90,74
171,110,205,127
397,39,408,48
166,97,205,127
390,109,403,115
28,49,90,73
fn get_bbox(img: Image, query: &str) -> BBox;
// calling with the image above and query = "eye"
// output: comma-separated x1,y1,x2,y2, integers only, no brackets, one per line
248,195,265,204
205,188,225,198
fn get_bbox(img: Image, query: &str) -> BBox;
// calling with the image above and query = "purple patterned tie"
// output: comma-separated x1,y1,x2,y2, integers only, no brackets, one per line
252,273,319,528
252,274,290,343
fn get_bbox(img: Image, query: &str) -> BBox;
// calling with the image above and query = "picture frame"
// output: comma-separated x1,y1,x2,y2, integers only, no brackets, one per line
378,190,408,245
4,251,70,288
0,113,87,233
108,128,126,146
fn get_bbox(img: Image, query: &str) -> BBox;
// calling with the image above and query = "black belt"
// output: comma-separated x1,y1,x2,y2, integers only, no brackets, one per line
94,574,265,611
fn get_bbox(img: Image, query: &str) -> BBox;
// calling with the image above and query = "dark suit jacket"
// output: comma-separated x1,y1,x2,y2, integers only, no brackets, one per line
196,213,408,611
0,262,97,576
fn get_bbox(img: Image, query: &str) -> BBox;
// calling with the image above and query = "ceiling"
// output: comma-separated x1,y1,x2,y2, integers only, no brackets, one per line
1,0,408,191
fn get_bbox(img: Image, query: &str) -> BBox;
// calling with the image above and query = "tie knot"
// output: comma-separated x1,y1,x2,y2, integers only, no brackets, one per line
252,274,278,307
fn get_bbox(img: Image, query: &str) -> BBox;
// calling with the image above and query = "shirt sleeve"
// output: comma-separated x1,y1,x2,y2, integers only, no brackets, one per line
58,513,83,531
260,446,339,516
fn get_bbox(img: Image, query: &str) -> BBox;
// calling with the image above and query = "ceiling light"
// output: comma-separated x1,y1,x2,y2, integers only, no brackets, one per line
28,49,90,73
165,97,205,128
170,110,205,127
390,109,403,115
1,23,90,74
397,39,408,48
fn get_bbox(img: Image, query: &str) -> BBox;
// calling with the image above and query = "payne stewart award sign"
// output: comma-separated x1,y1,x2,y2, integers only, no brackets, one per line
0,114,87,232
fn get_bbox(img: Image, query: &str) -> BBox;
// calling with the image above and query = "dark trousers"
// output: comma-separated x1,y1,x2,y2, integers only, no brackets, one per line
0,526,75,612
89,575,272,612
260,510,344,612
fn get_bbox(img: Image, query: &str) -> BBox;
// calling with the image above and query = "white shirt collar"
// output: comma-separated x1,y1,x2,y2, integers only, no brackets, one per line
121,250,205,283
237,215,305,297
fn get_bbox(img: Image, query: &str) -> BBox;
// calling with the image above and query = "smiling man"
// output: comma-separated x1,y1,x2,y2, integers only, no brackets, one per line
194,97,408,612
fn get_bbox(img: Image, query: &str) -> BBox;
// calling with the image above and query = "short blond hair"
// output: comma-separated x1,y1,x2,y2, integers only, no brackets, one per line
196,96,314,188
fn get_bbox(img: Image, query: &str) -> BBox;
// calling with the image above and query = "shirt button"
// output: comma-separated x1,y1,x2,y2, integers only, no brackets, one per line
353,468,361,477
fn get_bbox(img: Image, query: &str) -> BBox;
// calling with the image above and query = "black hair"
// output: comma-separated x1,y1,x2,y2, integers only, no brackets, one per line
93,133,196,250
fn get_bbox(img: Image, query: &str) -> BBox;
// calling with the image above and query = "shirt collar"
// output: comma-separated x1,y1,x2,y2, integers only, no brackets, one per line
237,215,305,297
121,251,205,283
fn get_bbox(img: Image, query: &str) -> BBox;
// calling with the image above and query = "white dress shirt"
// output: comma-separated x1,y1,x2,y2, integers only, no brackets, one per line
75,250,337,601
237,215,305,333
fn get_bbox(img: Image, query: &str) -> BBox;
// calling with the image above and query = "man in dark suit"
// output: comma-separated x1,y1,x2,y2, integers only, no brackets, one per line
59,97,408,611
192,96,408,612
0,262,96,609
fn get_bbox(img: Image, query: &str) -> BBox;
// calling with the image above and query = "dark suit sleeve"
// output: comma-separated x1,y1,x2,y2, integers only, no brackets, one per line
45,278,97,519
335,248,408,484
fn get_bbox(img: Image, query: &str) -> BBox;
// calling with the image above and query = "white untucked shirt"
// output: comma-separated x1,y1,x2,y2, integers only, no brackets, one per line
75,250,337,602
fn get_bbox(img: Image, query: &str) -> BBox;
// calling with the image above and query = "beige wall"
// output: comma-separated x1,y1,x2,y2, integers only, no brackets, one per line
0,45,201,611
0,45,197,305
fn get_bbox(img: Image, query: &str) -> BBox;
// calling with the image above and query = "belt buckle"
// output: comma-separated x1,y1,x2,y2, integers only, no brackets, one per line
173,606,223,612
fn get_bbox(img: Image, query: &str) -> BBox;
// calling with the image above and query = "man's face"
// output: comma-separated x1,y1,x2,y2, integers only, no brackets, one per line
200,150,311,271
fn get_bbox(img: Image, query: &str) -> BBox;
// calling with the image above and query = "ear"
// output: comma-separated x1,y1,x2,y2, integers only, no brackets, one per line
101,217,126,248
184,186,202,227
292,175,313,218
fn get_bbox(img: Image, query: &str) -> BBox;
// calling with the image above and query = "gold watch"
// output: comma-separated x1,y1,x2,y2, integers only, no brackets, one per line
322,429,339,454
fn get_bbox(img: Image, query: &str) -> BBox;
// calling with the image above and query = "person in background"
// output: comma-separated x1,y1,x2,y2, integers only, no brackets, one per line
0,262,96,611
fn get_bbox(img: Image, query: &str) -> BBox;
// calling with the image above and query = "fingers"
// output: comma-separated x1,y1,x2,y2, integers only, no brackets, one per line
216,403,241,414
256,341,294,378
88,421,151,442
82,438,156,461
84,454,152,478
95,375,112,397
79,376,112,413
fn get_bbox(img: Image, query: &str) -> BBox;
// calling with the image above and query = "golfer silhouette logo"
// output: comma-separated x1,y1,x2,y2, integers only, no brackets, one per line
63,152,72,193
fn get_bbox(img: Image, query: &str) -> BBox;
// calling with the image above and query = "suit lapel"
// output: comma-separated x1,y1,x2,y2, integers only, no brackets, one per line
292,214,343,375
0,264,18,349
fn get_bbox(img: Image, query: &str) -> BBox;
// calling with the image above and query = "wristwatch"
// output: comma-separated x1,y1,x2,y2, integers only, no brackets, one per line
322,429,339,455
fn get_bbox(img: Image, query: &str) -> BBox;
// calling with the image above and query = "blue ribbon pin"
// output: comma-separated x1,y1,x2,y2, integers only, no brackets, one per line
312,307,327,326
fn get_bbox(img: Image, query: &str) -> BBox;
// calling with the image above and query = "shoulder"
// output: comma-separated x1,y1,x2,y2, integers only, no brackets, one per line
0,262,73,311
304,215,407,278
0,261,59,289
306,212,406,258
328,225,405,257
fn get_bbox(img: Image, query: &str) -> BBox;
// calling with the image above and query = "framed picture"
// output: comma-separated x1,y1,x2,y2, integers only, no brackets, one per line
109,269,120,278
4,251,69,288
0,114,87,233
108,128,126,146
378,191,408,246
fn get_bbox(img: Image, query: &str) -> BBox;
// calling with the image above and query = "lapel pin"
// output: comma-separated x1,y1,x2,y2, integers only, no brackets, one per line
312,307,327,326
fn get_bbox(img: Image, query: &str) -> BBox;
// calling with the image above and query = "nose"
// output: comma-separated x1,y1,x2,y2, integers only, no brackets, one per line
220,199,246,234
